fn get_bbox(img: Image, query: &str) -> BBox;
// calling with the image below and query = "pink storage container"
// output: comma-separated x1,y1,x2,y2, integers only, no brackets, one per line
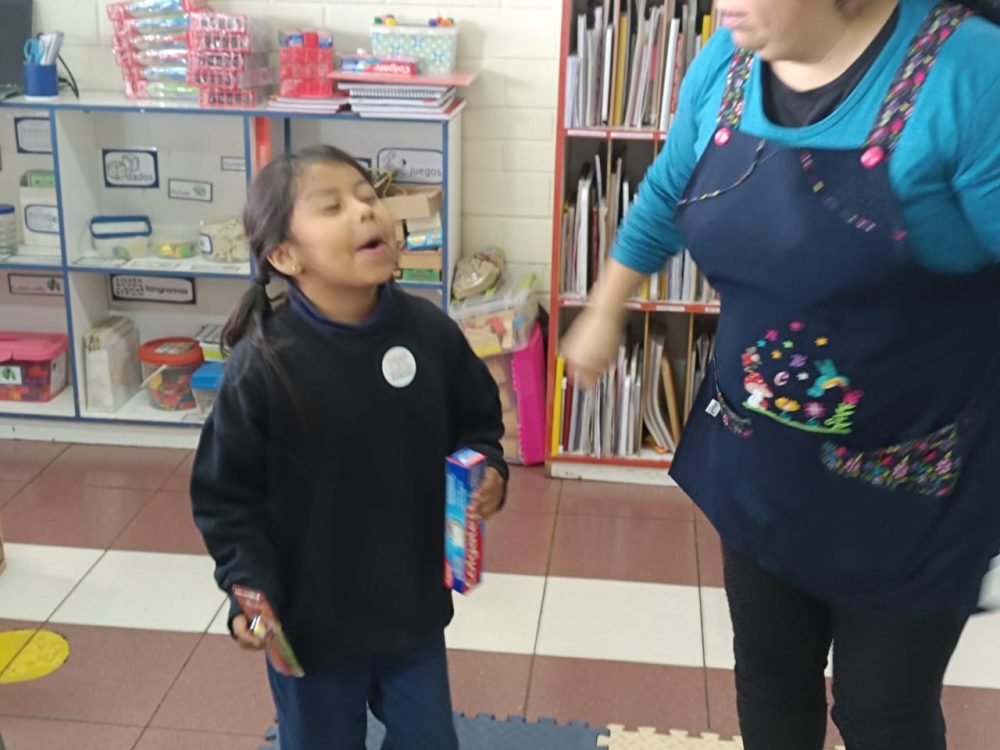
511,323,546,466
0,332,70,403
483,323,546,467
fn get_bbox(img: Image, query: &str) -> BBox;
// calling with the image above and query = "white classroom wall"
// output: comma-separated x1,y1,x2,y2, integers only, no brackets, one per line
32,0,561,294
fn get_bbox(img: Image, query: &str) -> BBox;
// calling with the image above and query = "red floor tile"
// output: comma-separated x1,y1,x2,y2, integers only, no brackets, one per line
152,634,274,736
696,521,725,588
448,650,533,719
0,441,65,483
484,511,555,576
0,717,142,749
548,514,699,585
114,491,206,555
0,480,23,509
704,667,741,739
135,728,264,750
34,445,188,491
1,484,153,548
527,656,708,731
940,686,1000,750
0,624,199,725
161,452,194,494
559,480,694,522
505,466,561,515
705,668,841,745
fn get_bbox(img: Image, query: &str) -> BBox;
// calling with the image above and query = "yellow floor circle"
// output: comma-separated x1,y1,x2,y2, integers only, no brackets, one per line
0,629,70,684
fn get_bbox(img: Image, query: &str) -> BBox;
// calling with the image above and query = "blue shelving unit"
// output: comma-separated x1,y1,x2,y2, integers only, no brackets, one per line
0,93,464,438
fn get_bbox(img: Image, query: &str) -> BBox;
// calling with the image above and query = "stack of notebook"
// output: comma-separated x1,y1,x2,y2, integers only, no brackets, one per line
338,82,459,119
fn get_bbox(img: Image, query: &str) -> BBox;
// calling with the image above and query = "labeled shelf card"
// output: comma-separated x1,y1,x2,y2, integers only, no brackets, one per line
15,117,53,154
8,273,64,297
103,148,159,189
110,274,196,305
376,148,443,185
220,156,246,172
168,178,213,203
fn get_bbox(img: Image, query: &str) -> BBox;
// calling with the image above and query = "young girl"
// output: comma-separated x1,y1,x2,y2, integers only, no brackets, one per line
191,145,508,749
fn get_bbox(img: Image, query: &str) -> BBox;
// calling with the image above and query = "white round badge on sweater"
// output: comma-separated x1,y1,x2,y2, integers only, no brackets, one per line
382,346,417,388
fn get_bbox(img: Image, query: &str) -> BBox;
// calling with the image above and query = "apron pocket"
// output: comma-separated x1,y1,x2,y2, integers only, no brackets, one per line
713,372,754,439
819,421,962,497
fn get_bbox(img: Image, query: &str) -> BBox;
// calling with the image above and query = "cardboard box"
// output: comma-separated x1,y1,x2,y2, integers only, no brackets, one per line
398,249,442,271
445,449,486,594
383,187,443,222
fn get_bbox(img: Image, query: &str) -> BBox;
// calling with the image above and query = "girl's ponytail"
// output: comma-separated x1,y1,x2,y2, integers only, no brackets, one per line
221,267,274,355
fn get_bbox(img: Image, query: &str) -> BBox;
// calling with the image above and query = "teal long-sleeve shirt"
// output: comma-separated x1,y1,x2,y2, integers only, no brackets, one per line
612,0,1000,276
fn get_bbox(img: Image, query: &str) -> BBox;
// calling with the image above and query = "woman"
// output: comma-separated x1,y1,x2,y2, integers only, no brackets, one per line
563,1,1000,748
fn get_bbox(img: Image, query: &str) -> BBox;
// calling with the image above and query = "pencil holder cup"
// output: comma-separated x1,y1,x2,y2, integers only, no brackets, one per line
23,64,58,97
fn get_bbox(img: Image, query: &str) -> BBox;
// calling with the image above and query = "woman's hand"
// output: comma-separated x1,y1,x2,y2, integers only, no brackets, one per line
562,260,644,390
562,306,626,391
231,614,267,651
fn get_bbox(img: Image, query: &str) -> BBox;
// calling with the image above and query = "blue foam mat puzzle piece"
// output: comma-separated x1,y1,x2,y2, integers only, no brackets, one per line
263,711,609,749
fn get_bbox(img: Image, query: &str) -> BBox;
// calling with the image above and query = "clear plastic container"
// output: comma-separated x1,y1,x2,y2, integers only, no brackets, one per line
189,66,273,89
191,361,223,417
153,233,198,259
115,30,188,51
448,274,539,358
199,218,249,263
199,86,268,108
90,216,152,260
124,79,199,100
107,0,207,20
138,337,203,410
0,205,19,251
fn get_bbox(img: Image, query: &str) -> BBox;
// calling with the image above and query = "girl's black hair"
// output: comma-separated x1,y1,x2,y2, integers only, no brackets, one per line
220,145,372,383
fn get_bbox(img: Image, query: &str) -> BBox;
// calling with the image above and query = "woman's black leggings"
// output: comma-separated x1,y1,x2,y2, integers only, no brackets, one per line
723,546,968,750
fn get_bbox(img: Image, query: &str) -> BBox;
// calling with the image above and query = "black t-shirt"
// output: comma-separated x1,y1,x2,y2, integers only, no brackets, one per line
762,6,900,128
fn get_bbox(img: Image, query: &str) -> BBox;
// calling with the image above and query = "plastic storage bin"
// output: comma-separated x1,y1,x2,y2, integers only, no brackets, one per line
199,218,248,263
138,337,204,410
0,205,18,250
191,361,223,417
0,332,69,402
19,171,60,248
90,216,152,260
449,274,539,358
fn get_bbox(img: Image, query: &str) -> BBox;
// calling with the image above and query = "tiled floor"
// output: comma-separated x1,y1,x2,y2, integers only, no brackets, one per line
0,441,998,749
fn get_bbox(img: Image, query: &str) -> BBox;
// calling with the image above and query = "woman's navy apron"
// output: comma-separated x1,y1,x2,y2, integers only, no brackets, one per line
672,3,1000,616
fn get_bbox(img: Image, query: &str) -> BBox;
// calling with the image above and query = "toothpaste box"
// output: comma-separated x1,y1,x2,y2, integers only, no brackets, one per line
445,448,486,594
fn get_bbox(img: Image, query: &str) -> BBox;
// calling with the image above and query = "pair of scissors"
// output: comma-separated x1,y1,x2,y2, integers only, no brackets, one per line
23,38,42,65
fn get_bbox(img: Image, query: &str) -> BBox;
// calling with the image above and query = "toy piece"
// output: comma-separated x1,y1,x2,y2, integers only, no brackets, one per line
233,585,304,677
264,712,608,750
599,726,747,749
